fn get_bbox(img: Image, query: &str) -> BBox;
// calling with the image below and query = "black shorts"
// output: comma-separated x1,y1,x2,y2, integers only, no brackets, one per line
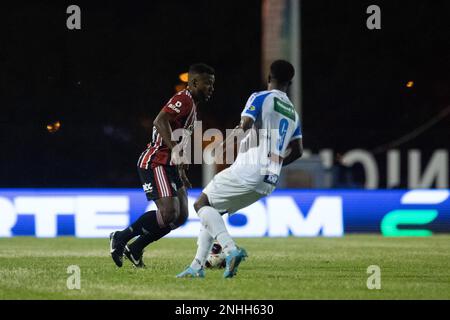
137,165,183,201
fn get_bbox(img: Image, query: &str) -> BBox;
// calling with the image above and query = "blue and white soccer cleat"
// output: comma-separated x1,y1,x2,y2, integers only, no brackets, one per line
176,266,205,278
223,247,248,278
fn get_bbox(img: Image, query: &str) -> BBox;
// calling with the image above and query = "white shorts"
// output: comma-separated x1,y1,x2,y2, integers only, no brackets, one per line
202,167,265,214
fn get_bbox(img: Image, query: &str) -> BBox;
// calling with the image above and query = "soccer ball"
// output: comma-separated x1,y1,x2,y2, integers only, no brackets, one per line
205,242,226,269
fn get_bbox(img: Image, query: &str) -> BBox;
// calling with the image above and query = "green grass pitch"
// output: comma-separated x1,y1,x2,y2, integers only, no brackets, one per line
1,235,449,300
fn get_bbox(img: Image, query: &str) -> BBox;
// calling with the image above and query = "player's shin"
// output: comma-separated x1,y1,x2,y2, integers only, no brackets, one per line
116,210,168,242
198,206,237,255
114,210,154,242
127,210,173,252
190,227,214,270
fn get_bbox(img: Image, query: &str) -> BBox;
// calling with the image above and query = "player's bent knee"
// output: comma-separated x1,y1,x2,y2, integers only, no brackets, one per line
193,201,202,213
159,207,178,226
179,210,188,225
168,210,188,229
174,210,189,227
194,194,210,213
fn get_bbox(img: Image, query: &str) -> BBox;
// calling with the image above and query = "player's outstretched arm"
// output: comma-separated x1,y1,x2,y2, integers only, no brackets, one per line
282,138,303,166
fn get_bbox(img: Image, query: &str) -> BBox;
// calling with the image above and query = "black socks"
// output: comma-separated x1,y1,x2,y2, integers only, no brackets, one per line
128,226,171,254
115,210,153,243
115,210,172,253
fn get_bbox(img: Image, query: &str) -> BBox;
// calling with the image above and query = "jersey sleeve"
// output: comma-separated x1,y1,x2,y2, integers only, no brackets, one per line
241,92,270,121
162,93,192,117
290,116,302,141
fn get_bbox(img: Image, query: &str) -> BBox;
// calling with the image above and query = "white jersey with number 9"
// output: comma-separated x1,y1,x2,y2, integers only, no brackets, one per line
230,89,302,195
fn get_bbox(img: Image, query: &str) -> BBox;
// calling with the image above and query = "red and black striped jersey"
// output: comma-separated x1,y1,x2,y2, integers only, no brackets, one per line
138,89,197,170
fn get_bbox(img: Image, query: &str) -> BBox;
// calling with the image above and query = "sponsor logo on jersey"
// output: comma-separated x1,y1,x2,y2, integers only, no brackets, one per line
168,101,182,113
274,97,295,120
167,103,181,113
142,183,153,193
263,174,279,186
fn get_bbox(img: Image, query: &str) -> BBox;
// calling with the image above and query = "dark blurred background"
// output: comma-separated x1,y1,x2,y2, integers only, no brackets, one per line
1,0,449,188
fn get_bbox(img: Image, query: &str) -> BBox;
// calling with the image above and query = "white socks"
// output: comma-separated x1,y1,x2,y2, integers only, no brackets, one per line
197,206,237,255
190,226,214,270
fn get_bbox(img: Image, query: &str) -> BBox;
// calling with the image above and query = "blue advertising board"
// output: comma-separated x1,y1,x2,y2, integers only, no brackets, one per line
0,189,449,237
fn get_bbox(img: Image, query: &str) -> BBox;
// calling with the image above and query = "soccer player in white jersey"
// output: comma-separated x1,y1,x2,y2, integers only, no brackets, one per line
177,60,303,278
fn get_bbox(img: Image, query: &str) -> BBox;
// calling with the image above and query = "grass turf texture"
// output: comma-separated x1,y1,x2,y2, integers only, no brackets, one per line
1,235,449,299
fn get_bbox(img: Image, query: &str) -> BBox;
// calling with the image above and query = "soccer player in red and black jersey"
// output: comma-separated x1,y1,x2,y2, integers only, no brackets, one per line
109,63,215,268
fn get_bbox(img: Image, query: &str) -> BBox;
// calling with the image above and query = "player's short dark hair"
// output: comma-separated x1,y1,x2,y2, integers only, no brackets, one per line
270,60,295,84
189,63,215,75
